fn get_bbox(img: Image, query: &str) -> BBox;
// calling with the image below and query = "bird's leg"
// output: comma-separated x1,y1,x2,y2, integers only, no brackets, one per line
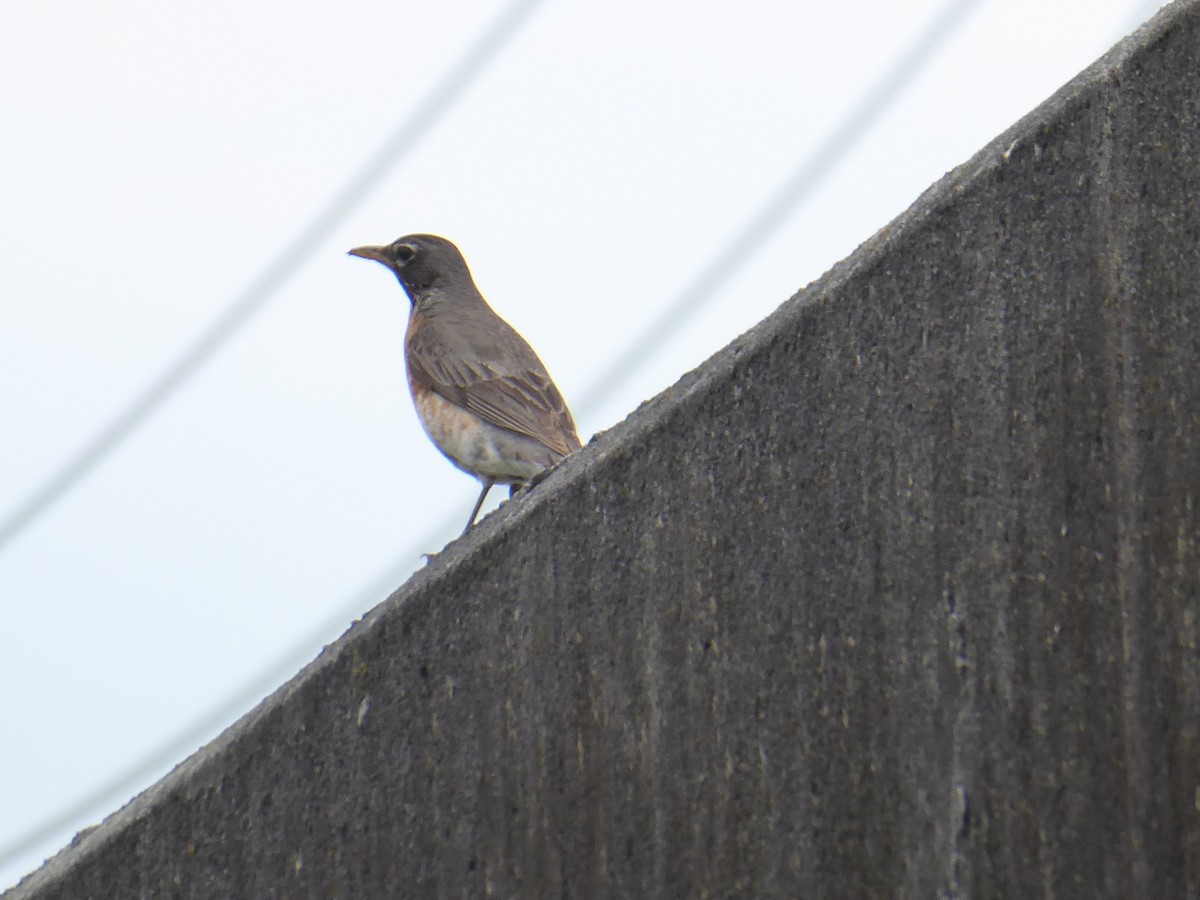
464,478,496,534
508,480,526,498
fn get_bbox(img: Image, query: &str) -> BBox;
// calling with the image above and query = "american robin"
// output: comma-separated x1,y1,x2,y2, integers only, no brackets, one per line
348,234,581,534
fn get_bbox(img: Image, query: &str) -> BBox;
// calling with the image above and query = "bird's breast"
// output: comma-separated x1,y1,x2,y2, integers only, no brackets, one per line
407,379,558,484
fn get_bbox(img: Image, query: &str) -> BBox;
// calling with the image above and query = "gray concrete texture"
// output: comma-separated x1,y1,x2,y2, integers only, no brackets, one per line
10,1,1200,897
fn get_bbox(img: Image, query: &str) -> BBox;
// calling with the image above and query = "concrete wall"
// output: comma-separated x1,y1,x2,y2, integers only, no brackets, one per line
8,1,1200,896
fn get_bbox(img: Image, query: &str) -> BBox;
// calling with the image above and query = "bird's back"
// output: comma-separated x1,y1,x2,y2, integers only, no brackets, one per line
406,303,581,459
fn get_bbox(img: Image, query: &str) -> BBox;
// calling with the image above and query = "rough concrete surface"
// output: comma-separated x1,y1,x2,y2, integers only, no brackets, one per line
9,1,1200,897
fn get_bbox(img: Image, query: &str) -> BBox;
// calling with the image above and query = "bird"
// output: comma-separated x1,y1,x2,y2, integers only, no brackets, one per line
348,234,581,535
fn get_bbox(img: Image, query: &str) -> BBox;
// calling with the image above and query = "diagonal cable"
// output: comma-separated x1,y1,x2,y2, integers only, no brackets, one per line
0,0,985,878
576,0,986,417
0,0,549,555
0,510,461,872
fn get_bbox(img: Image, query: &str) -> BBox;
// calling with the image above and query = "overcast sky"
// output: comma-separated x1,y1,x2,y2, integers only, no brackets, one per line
0,0,1167,888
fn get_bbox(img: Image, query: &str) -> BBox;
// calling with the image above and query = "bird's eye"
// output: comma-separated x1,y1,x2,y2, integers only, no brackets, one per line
395,244,416,264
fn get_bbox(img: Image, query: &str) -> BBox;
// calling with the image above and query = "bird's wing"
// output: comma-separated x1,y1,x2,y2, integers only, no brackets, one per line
407,315,582,459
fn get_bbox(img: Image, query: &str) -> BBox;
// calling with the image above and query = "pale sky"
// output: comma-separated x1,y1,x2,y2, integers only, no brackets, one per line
0,0,1166,888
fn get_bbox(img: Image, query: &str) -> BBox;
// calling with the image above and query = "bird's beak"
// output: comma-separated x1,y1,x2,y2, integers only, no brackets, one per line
348,245,390,264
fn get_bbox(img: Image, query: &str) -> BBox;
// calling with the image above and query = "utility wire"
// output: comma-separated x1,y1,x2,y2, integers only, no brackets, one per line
0,0,549,868
0,511,462,870
575,0,986,416
0,0,988,878
0,0,549,556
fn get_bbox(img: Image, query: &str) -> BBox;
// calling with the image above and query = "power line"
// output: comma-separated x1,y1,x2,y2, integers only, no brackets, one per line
575,0,986,417
0,0,549,557
0,512,460,871
0,0,987,879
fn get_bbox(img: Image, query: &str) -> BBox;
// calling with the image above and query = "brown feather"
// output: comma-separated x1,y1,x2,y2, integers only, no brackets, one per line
405,308,581,459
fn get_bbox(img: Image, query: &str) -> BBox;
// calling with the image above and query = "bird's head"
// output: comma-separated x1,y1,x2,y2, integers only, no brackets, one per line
348,233,473,299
